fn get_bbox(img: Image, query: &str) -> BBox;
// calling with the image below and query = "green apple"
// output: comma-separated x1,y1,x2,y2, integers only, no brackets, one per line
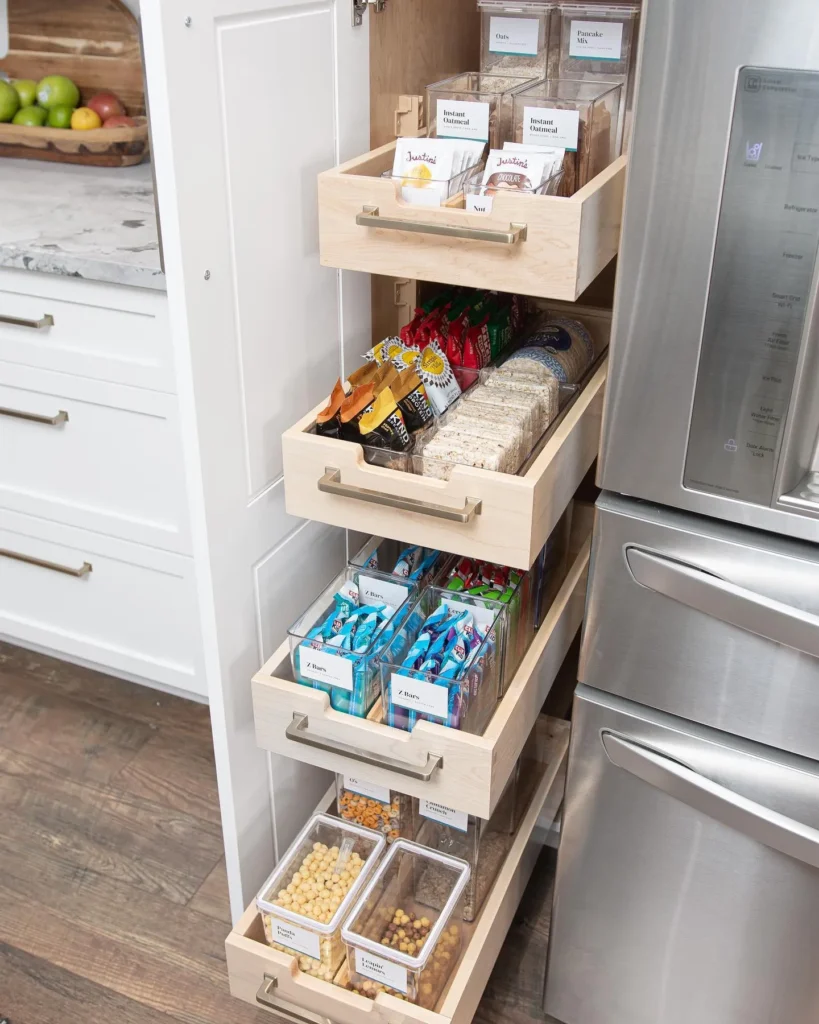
0,80,21,123
36,75,80,110
13,105,48,127
47,105,75,129
12,79,38,108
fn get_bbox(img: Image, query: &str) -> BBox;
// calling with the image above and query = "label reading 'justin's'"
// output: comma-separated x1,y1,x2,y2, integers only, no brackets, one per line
569,20,624,61
358,574,409,613
419,798,469,833
523,106,579,152
437,98,490,142
391,673,449,720
343,775,391,803
354,949,409,993
489,16,539,55
270,919,321,960
300,645,353,691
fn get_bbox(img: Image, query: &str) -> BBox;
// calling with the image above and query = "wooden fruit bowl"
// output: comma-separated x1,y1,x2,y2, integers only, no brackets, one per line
0,115,149,166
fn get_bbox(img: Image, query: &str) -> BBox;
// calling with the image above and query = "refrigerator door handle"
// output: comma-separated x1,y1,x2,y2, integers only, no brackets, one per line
625,545,819,659
601,731,819,870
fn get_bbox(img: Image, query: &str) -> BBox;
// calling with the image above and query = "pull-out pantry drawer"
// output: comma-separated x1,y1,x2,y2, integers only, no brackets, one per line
0,362,189,553
318,141,625,302
283,358,605,570
0,508,203,697
251,520,589,820
226,717,569,1024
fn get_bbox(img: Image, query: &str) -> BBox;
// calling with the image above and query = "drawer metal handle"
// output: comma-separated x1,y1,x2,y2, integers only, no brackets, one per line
0,405,68,427
256,974,331,1024
356,205,528,244
318,468,482,523
287,712,444,781
0,548,92,578
0,313,54,330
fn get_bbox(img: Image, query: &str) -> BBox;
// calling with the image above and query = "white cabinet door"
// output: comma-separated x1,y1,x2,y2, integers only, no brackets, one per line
141,0,371,920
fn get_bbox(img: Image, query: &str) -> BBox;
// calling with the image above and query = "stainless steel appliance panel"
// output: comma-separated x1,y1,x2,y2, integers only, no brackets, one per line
545,685,819,1024
581,492,819,762
599,0,819,542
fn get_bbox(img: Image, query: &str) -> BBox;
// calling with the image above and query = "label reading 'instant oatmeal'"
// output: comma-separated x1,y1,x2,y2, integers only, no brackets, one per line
419,799,469,833
355,949,409,993
300,646,354,691
343,775,391,804
489,16,540,56
437,98,490,143
569,20,624,61
358,574,409,613
391,674,449,720
270,919,321,960
523,106,579,152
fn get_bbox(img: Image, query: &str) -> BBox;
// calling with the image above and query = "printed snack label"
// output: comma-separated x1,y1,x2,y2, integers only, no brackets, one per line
300,645,354,691
437,98,490,143
343,775,391,804
355,949,409,993
523,106,579,152
358,574,409,612
568,19,624,61
489,15,540,56
419,798,469,833
391,673,449,720
270,919,321,960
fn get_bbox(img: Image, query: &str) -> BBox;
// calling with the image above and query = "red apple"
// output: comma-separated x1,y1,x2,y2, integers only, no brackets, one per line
103,115,136,129
87,91,125,122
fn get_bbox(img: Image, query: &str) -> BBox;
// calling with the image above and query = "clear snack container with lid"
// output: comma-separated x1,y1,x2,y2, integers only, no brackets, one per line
255,813,386,981
341,839,470,1008
478,1,554,76
426,71,538,149
336,773,418,843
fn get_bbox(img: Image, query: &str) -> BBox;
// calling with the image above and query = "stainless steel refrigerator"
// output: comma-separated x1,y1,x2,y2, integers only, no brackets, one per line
544,2,819,1022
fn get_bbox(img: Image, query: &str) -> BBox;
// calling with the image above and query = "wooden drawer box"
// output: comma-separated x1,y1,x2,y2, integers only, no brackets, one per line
318,141,625,302
226,717,569,1024
251,516,589,820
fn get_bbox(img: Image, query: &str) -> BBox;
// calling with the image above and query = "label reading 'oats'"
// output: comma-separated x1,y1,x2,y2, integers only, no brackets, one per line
489,16,540,56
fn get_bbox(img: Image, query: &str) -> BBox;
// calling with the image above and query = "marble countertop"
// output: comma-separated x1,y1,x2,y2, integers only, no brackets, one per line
0,158,165,291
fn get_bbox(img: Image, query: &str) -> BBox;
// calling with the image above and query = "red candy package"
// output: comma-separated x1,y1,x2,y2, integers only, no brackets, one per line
400,307,426,347
462,316,491,370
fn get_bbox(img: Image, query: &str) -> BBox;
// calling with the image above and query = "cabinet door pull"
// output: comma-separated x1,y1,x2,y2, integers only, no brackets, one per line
256,975,331,1024
0,548,92,578
356,205,528,244
318,468,481,523
0,313,54,330
286,712,443,780
0,405,68,427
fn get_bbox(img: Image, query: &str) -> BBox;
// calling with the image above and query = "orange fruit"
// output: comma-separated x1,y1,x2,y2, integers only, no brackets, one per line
71,107,102,131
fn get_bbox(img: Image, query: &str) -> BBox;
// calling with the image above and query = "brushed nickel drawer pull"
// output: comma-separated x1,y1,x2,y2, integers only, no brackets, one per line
0,548,92,578
256,974,331,1024
356,205,528,244
318,468,482,523
0,313,54,330
0,405,68,426
286,712,444,780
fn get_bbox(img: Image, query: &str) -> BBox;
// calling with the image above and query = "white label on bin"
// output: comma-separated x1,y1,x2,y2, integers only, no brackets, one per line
391,673,449,720
437,98,490,142
300,646,353,691
466,192,494,214
419,799,469,833
523,106,579,152
440,597,498,638
569,20,623,61
489,16,539,56
270,919,321,960
358,574,408,612
354,949,409,993
343,775,391,803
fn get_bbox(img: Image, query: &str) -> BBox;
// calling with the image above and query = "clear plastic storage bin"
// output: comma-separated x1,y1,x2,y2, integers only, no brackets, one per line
414,770,518,922
511,78,621,193
256,813,385,981
349,538,446,590
381,159,484,207
551,3,639,150
426,72,538,149
341,839,470,1008
478,1,554,76
463,164,563,215
378,587,507,735
336,773,418,843
289,567,418,717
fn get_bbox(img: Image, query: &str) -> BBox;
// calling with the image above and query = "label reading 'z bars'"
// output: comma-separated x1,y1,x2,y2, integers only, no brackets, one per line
299,645,354,691
390,674,449,720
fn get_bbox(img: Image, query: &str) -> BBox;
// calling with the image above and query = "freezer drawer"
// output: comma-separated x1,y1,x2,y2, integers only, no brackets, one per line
581,492,819,762
545,685,819,1024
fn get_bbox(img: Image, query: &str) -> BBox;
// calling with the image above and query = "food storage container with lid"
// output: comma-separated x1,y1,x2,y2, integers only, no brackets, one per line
378,587,507,735
414,768,518,921
426,71,539,149
478,1,555,76
336,773,418,843
340,839,471,1008
349,538,446,590
255,813,386,981
288,566,418,718
511,78,621,193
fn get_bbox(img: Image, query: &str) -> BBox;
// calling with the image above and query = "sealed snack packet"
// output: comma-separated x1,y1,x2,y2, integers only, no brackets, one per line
392,366,434,432
481,149,551,193
315,379,348,439
358,388,412,452
339,384,376,442
418,343,462,415
347,362,380,388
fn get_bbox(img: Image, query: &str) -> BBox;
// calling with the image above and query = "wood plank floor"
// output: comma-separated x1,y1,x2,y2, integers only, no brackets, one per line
0,640,556,1024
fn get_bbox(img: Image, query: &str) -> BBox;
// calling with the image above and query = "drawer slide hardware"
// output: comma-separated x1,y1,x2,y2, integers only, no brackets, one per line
0,312,54,330
287,712,444,781
352,0,386,27
256,974,331,1024
356,205,528,245
0,548,92,578
0,405,68,427
319,468,482,523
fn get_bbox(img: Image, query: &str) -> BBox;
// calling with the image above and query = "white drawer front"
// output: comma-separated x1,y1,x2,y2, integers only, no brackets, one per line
0,510,203,698
0,362,189,553
0,270,172,392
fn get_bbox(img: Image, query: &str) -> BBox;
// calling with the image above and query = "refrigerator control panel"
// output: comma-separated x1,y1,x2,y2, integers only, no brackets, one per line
685,66,819,506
